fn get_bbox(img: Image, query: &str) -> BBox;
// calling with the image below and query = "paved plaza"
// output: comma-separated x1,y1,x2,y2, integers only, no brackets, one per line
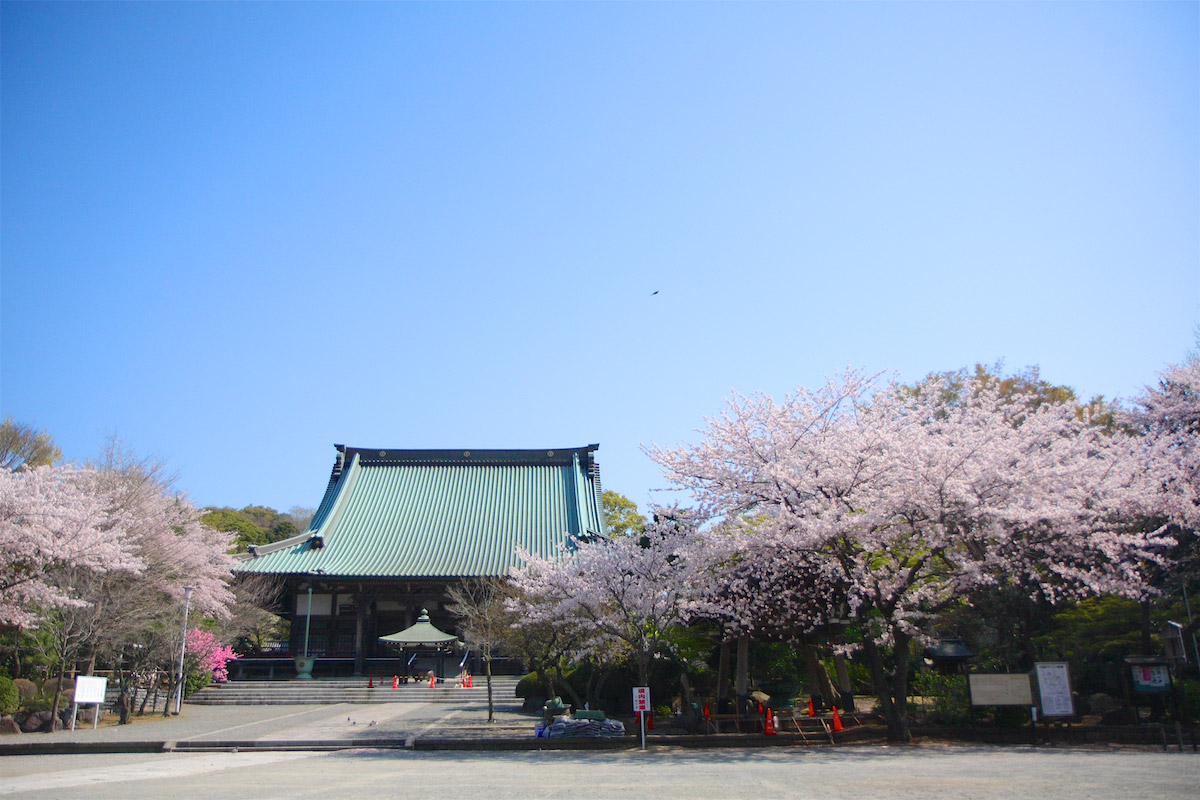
3,742,1198,800
1,698,1197,799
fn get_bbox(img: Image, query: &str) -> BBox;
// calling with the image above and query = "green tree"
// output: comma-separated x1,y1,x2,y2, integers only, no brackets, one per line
270,521,298,542
601,490,646,538
0,417,61,470
201,508,267,551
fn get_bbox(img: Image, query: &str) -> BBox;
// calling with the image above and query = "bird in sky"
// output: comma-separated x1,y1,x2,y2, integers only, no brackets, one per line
651,291,659,295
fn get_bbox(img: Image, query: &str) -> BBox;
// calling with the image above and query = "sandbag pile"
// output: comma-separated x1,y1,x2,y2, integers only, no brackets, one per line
545,715,626,739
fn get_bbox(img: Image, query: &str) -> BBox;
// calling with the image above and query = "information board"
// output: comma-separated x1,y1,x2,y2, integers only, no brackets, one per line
632,686,651,712
1034,662,1074,717
74,675,108,705
1130,664,1170,694
968,673,1032,706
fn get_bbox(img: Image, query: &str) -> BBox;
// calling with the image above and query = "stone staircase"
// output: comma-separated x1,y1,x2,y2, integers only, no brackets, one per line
187,675,522,706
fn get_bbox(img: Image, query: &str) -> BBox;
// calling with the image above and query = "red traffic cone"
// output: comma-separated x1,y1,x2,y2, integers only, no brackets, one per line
764,708,776,736
703,702,711,721
368,677,374,689
831,705,845,732
392,675,398,690
757,700,763,715
467,674,473,688
807,698,816,717
429,674,436,689
647,710,654,730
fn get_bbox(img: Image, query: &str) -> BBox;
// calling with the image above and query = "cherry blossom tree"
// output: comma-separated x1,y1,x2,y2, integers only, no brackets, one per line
74,448,236,717
448,577,520,722
652,370,1165,741
0,466,141,629
1130,359,1200,533
88,443,236,619
508,516,711,689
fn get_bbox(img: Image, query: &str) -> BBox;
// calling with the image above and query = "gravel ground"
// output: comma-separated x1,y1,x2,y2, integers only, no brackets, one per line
2,743,1197,799
3,701,1197,800
5,697,535,745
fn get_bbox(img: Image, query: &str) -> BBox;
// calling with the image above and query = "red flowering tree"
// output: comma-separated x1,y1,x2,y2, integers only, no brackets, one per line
185,628,240,687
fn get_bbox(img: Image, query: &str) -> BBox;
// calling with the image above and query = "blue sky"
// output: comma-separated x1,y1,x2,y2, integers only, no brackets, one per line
2,2,1197,514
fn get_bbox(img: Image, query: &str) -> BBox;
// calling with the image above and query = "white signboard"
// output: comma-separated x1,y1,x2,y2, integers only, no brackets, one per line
1034,662,1074,717
74,675,108,705
969,673,1032,706
632,686,651,712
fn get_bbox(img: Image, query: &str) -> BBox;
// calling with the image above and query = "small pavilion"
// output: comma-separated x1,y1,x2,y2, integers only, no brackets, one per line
233,444,606,677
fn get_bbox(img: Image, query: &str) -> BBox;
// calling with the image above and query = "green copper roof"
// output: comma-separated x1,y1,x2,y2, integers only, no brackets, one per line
235,445,605,579
379,609,460,645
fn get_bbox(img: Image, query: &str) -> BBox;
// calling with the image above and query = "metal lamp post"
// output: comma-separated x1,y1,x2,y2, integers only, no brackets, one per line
173,587,195,714
293,570,324,680
303,583,314,659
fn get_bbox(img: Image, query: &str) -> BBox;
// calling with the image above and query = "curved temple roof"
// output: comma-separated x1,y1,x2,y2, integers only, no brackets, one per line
234,444,606,579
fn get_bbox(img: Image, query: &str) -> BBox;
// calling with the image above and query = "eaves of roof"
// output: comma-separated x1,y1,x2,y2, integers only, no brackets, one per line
234,445,605,579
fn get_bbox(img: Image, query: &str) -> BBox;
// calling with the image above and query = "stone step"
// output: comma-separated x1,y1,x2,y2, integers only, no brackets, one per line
188,678,521,706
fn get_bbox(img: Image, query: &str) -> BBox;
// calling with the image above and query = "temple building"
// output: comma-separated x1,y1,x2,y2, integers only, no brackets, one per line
233,444,606,677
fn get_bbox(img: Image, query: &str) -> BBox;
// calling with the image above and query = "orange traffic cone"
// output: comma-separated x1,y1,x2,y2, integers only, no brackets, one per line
392,675,398,690
467,674,473,688
807,698,816,717
757,700,763,714
764,708,776,736
703,702,711,721
368,677,374,689
647,710,653,730
429,674,436,689
831,706,845,732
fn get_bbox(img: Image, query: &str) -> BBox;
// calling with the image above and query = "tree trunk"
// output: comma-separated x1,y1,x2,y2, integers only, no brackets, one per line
1140,599,1153,654
484,653,494,723
803,645,827,709
48,656,67,732
590,669,610,711
716,638,730,711
554,672,585,709
862,633,911,742
735,635,749,715
832,650,855,710
679,671,698,732
816,653,837,704
892,631,912,714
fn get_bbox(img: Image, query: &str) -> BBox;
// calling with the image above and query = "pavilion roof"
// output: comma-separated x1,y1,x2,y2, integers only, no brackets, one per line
378,609,460,646
234,445,606,579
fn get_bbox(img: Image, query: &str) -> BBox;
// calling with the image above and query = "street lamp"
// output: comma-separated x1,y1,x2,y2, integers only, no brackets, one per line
173,586,195,714
303,582,314,659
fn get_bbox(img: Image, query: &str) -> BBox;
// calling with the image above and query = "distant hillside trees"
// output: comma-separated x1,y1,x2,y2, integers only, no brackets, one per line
601,491,647,538
202,505,314,552
0,417,61,471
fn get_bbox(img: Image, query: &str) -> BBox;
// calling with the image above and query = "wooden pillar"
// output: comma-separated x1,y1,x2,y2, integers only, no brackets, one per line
354,593,366,676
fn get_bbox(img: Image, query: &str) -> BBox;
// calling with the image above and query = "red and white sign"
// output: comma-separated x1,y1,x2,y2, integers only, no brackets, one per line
632,686,651,712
